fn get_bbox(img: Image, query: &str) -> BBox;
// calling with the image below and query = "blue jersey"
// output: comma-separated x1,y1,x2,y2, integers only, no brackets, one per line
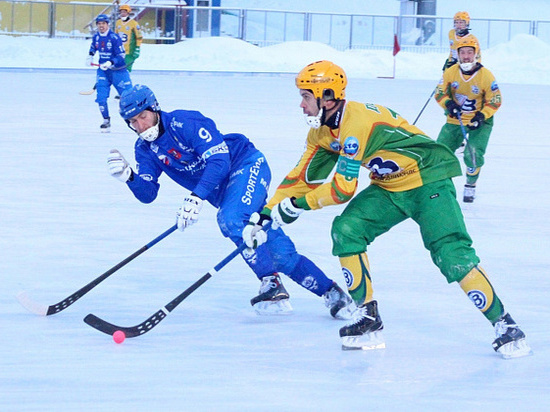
127,110,259,207
89,30,126,68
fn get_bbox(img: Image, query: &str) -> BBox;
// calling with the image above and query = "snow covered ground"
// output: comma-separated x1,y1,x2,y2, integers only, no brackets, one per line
1,26,549,411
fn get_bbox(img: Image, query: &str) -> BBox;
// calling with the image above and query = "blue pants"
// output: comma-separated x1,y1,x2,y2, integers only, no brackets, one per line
217,153,333,296
95,68,132,119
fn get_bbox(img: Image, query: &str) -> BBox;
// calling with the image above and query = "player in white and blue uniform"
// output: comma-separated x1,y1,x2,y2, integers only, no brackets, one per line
87,14,132,132
106,84,353,317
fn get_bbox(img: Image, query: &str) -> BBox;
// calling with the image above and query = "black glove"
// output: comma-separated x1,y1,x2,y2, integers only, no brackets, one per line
467,112,485,130
443,58,457,71
445,100,462,118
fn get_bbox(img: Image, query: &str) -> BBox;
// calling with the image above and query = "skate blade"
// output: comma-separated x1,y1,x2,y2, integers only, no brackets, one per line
341,331,385,351
497,339,533,359
101,129,111,134
253,299,293,316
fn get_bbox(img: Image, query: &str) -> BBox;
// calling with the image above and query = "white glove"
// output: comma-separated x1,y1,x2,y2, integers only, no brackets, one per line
271,197,303,229
100,61,113,70
86,56,93,67
107,149,132,182
176,193,203,231
242,212,270,249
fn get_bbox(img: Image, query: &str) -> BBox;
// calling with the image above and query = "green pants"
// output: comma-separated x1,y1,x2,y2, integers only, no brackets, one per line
437,117,493,185
331,179,480,283
124,55,136,72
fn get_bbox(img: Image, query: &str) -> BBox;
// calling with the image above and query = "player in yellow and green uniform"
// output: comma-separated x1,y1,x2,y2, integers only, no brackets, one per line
443,11,481,71
115,4,143,72
242,60,530,359
435,36,501,202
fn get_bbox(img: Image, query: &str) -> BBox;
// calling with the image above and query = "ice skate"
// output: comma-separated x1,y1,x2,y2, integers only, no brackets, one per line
492,313,532,359
100,117,111,133
251,274,293,315
463,184,475,203
339,300,385,350
323,282,355,320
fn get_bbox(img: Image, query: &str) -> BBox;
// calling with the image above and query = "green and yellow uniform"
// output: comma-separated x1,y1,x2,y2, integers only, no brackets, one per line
115,17,143,72
444,30,481,70
266,101,504,322
435,63,502,184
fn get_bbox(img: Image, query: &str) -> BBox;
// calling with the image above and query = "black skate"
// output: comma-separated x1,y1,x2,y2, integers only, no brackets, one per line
463,184,475,203
100,117,111,133
492,313,532,359
251,274,292,315
339,300,385,350
323,282,355,320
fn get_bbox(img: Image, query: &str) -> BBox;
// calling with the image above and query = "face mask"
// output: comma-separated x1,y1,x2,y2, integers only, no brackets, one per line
139,122,160,141
304,107,324,129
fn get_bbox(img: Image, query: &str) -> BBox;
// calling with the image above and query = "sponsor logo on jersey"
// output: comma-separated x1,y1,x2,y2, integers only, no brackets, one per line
366,157,400,177
168,148,182,159
158,155,170,166
467,290,488,310
342,267,353,288
491,80,499,91
170,118,184,129
202,142,229,160
343,136,360,158
330,141,342,152
472,85,480,94
451,81,459,89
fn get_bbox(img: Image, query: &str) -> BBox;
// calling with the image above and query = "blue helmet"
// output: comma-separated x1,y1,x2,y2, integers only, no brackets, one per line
119,85,161,120
96,14,110,24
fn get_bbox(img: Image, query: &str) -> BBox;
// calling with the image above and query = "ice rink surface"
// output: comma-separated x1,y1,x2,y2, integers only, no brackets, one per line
1,69,549,411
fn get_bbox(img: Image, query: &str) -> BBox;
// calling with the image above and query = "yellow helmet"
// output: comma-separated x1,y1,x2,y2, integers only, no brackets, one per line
295,60,347,100
454,11,470,25
456,37,480,71
119,4,132,13
456,36,479,56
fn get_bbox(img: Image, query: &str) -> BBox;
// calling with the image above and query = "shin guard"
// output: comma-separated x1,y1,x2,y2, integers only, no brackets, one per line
339,253,373,306
459,266,504,323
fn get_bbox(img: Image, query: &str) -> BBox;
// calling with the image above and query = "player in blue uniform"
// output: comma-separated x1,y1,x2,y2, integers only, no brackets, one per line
87,14,132,132
106,84,354,318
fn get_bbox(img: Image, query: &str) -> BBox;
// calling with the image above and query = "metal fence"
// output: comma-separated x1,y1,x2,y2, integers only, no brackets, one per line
0,0,548,52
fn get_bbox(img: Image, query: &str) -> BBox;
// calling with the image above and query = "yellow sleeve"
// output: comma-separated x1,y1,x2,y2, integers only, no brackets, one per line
265,137,339,211
133,21,143,47
479,70,501,120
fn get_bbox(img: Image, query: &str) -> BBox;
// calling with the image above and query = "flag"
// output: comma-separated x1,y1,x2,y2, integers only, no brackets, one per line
393,34,401,56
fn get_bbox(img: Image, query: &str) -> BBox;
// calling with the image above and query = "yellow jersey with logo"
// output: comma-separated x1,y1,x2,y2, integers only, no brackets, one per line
115,18,143,55
447,30,481,62
266,102,461,211
435,64,502,125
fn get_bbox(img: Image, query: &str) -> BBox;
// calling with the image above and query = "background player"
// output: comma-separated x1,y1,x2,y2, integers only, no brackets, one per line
107,84,353,318
115,4,143,72
243,60,530,359
435,37,501,202
443,11,481,71
87,14,132,132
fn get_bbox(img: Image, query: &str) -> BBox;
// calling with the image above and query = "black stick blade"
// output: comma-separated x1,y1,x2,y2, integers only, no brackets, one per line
83,309,168,338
